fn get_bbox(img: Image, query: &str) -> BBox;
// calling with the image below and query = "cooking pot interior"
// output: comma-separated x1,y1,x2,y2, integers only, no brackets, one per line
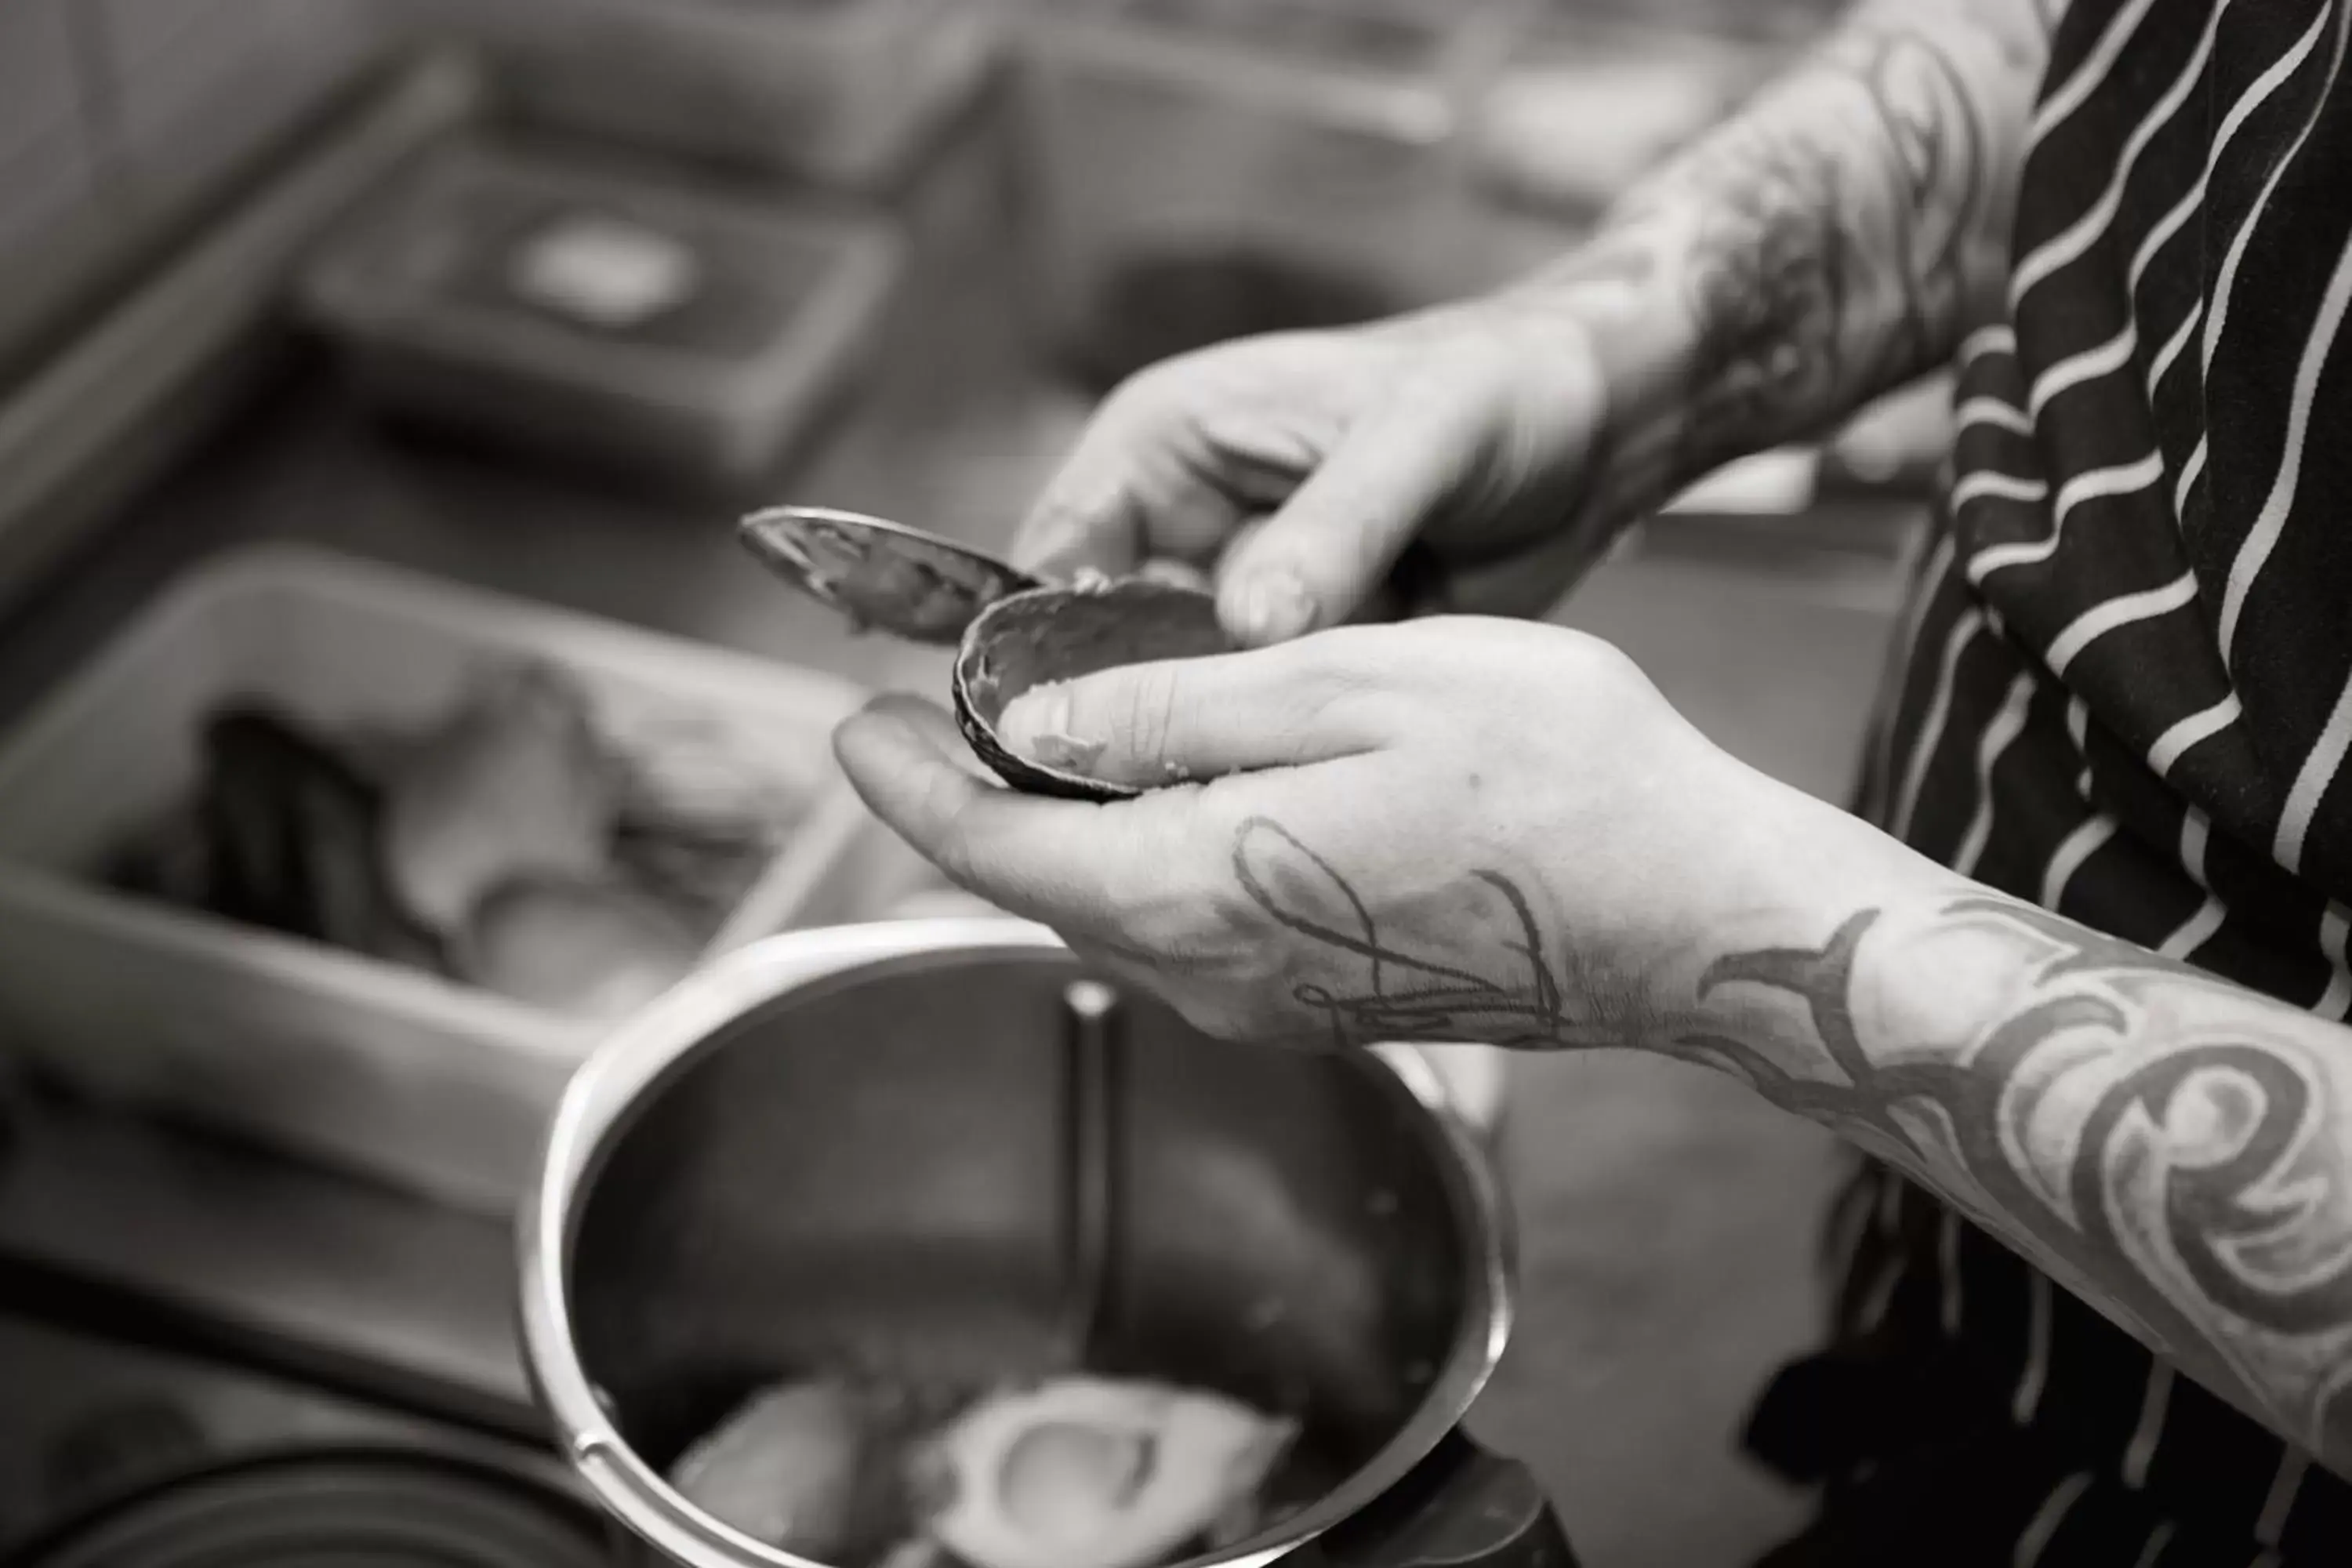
567,947,1481,1499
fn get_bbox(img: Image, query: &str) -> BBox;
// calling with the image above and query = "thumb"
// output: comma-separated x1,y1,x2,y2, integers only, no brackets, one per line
993,641,1381,791
1215,395,1481,647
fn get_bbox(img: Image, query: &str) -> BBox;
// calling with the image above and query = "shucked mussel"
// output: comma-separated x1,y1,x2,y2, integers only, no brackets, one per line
952,578,1235,802
738,508,1236,803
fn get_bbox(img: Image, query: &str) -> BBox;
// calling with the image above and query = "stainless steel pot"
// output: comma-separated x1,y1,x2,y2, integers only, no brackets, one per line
518,919,1574,1568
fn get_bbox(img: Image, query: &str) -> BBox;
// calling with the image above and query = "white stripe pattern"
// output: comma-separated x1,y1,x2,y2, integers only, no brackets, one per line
2031,322,2139,423
1936,1206,1963,1334
2256,1450,2308,1548
1955,674,2038,877
1893,608,1987,840
1962,324,2017,365
1870,536,1960,822
2013,1269,2054,1424
2013,1472,2092,1568
2045,570,2199,675
2173,437,2208,518
2129,1522,2176,1568
1969,452,2169,583
1856,1251,1907,1334
1958,395,2034,436
2128,173,2207,297
2146,299,2203,397
2276,657,2352,873
2199,0,2345,376
2160,810,2225,961
2122,1361,2175,1488
2324,902,2352,1018
2148,693,2241,776
2069,695,2093,797
2220,225,2352,657
1953,469,2051,510
2042,815,2118,909
2030,0,2161,147
2009,5,2223,307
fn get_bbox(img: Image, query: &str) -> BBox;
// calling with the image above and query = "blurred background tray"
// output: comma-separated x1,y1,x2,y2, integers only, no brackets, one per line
0,543,879,1214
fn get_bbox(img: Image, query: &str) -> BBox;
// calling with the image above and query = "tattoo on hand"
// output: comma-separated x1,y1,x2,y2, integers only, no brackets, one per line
1229,816,1664,1051
1231,814,2352,1465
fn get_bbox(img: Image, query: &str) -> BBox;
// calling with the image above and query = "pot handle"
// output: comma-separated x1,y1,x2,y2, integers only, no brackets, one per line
1304,1430,1577,1568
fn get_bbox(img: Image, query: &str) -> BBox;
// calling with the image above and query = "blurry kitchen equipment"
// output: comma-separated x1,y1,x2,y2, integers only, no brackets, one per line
0,544,881,1215
388,0,1007,194
1465,18,1772,284
739,506,1046,648
1013,0,1504,390
0,1241,612,1563
519,917,1574,1568
296,138,906,496
8,1446,611,1567
1501,0,1845,47
954,579,1236,802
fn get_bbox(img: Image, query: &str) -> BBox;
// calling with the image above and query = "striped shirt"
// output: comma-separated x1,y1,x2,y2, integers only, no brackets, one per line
1750,1,2352,1562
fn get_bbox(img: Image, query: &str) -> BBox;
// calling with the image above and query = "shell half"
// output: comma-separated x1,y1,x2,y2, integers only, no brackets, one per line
953,580,1236,802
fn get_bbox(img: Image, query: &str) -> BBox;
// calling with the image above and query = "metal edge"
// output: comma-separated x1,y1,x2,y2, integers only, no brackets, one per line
515,917,1515,1568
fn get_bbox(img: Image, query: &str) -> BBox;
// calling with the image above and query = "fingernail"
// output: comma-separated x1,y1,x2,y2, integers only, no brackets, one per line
1234,572,1315,644
998,683,1103,771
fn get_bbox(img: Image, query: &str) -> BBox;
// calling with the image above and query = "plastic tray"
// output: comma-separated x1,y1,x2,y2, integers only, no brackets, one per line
296,139,907,495
390,0,1006,192
1014,0,1503,386
0,545,881,1214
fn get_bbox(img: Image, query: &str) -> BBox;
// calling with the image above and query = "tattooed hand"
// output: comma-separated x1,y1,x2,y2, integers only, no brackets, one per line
833,617,1769,1050
1010,298,1621,645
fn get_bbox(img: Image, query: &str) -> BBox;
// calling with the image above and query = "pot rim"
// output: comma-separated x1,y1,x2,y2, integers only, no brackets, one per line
517,916,1515,1568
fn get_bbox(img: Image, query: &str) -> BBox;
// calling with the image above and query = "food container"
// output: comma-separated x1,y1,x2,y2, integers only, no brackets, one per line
1013,0,1503,389
296,139,907,495
388,0,1007,193
0,545,880,1215
520,916,1575,1568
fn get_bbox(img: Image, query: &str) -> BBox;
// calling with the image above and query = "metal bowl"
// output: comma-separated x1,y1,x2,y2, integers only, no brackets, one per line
517,920,1569,1568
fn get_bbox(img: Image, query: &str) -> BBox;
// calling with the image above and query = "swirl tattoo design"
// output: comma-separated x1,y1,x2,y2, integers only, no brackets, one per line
1232,813,2352,1464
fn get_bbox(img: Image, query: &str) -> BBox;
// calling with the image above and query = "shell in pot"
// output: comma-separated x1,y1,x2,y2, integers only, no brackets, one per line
952,580,1236,802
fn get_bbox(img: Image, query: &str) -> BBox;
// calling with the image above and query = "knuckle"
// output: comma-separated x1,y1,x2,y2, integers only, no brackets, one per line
1104,665,1185,770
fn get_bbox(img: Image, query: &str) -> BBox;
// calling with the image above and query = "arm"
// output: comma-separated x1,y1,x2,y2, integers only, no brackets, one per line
833,615,2352,1473
1225,753,2352,1473
1642,790,2352,1474
1009,0,2047,637
1486,0,2049,537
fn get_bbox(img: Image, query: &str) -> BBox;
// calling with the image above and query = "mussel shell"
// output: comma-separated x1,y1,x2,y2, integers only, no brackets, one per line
739,507,1042,647
953,580,1236,802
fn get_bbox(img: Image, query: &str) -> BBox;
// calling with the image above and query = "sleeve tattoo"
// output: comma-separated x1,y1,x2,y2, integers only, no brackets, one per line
1506,1,2040,530
1232,816,2352,1471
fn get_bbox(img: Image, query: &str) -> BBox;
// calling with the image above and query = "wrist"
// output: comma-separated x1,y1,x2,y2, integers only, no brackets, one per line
1627,755,1960,1046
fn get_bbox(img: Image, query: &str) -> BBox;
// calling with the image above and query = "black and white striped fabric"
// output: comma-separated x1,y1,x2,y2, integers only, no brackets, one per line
1748,0,2352,1562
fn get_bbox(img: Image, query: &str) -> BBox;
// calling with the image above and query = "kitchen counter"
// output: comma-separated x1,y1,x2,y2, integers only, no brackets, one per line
0,100,1918,1567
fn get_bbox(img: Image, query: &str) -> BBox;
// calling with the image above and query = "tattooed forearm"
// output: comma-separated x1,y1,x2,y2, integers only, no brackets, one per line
1232,813,2352,1471
1490,0,2041,533
1686,896,2352,1473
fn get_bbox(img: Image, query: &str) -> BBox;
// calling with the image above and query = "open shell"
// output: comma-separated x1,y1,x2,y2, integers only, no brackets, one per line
739,507,1042,647
953,580,1235,802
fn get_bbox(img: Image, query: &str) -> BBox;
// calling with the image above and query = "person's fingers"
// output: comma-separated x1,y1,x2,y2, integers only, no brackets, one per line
1013,381,1252,582
1214,393,1486,647
833,695,1178,922
992,637,1383,791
